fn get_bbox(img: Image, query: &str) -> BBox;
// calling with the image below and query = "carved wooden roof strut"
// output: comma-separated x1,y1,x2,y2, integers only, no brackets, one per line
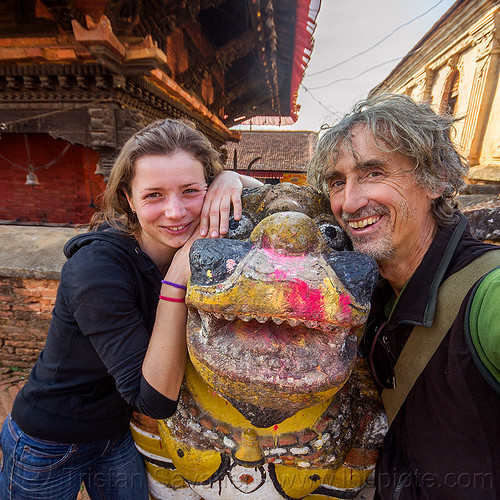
0,0,320,176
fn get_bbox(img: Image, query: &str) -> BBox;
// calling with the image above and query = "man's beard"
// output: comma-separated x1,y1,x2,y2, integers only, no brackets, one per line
349,231,395,262
341,207,394,262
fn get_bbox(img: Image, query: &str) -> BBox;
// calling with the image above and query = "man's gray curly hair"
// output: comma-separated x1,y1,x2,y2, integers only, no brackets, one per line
307,93,469,226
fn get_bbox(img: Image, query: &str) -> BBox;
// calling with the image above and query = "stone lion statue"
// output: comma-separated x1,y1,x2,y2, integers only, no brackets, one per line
131,183,387,500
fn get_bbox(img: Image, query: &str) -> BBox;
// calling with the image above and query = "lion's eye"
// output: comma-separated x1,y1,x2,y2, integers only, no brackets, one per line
317,222,351,251
227,214,255,240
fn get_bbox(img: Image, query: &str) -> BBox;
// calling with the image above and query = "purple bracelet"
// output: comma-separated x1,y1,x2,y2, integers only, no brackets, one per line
161,280,187,291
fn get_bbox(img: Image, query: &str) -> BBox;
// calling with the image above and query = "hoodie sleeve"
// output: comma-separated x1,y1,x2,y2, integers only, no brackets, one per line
60,238,179,418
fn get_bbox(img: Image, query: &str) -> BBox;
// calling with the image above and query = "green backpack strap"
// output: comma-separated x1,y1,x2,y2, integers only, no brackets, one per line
465,266,500,396
381,249,500,427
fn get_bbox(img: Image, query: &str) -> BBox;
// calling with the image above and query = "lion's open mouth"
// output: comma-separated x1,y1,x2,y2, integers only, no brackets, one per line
187,309,358,407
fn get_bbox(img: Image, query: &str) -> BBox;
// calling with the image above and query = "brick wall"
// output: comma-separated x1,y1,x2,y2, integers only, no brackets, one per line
0,225,73,370
0,133,105,225
0,276,57,369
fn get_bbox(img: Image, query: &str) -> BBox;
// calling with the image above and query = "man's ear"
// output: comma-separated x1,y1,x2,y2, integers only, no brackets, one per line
427,186,445,200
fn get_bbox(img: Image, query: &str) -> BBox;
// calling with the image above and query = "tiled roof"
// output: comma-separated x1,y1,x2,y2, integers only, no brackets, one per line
225,130,318,173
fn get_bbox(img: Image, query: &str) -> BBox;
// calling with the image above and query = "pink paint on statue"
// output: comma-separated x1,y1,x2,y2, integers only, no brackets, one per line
271,269,288,280
339,294,351,319
289,279,324,318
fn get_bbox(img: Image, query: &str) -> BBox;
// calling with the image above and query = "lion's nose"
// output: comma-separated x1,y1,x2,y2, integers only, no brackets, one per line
250,211,326,255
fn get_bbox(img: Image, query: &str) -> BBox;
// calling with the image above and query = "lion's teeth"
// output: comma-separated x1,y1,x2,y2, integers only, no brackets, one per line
304,320,318,329
203,310,336,334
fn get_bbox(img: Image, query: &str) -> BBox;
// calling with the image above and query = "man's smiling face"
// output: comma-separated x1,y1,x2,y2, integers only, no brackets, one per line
326,124,439,266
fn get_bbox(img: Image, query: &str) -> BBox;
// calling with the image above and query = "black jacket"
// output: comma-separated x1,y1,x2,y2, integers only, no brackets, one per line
368,216,500,499
12,225,177,443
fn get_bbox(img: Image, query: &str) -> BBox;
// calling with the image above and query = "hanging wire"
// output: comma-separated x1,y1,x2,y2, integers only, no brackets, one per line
0,152,25,170
301,85,333,114
305,0,447,78
0,135,71,172
24,134,32,167
305,47,423,91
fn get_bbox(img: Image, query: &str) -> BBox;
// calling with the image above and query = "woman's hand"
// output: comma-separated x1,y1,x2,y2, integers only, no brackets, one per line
200,171,243,238
200,171,264,238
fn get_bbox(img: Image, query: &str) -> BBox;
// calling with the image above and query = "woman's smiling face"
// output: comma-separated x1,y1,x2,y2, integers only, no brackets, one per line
126,151,207,268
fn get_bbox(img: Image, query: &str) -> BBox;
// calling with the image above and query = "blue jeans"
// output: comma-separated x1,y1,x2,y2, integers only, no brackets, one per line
0,415,148,500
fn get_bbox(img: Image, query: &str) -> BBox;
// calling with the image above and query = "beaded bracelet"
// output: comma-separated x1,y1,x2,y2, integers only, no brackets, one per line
159,295,185,303
161,280,187,291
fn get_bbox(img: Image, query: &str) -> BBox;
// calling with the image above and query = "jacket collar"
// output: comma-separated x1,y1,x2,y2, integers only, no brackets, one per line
64,224,160,276
371,215,468,329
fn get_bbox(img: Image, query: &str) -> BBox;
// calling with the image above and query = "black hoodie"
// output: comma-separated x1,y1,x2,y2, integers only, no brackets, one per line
12,225,177,443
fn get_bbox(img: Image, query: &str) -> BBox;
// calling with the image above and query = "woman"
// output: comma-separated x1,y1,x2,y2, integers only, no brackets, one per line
0,118,262,499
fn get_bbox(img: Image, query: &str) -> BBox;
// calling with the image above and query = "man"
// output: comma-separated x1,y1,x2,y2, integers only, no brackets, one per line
308,93,500,499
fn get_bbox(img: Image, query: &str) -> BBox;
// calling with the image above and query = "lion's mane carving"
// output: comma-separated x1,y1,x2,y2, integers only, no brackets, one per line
131,183,387,500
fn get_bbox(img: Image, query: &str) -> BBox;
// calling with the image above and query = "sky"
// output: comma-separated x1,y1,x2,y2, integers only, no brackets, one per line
233,0,457,132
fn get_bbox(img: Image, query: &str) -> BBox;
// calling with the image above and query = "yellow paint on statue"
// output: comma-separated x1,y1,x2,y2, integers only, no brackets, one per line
158,421,224,483
274,464,372,497
234,429,264,463
183,360,332,435
130,423,188,488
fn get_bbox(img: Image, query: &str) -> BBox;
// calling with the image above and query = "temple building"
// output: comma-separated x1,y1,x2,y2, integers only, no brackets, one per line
369,0,500,243
370,0,500,188
0,0,320,225
227,130,317,185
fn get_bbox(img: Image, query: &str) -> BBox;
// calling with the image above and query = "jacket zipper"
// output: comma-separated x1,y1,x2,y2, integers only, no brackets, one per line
381,334,394,359
392,465,411,500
